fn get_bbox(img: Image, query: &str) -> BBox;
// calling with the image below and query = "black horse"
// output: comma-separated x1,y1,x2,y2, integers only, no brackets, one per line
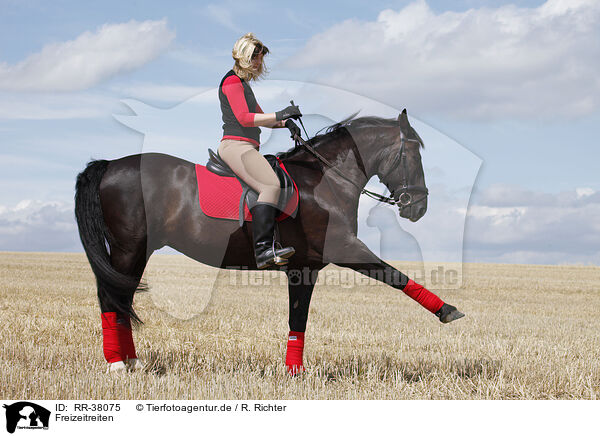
75,109,464,372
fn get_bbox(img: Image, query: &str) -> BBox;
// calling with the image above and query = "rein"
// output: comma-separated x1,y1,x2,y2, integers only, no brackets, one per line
292,132,428,209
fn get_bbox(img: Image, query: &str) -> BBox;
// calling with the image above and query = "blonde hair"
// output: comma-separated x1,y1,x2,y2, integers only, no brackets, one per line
232,32,268,81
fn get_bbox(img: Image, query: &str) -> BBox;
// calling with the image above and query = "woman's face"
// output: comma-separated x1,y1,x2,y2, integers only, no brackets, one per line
251,52,263,71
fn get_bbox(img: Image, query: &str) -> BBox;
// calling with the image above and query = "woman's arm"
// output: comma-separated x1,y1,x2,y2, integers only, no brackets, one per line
222,76,284,129
253,113,285,128
254,102,284,127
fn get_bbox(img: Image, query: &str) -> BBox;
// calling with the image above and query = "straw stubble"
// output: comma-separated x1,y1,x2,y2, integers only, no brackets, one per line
0,252,598,399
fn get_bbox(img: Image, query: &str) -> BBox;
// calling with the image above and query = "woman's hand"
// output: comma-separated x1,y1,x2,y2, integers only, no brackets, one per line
252,106,301,129
275,104,302,121
285,119,301,139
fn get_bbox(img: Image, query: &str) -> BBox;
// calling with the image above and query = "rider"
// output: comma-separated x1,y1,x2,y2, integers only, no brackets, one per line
218,32,301,269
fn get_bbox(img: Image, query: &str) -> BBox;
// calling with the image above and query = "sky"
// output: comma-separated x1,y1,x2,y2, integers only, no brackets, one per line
0,0,599,265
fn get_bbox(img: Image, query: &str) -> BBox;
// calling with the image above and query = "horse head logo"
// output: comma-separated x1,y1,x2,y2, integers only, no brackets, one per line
3,402,50,433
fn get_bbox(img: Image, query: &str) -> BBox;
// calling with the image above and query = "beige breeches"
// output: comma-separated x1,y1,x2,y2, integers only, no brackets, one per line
218,139,281,206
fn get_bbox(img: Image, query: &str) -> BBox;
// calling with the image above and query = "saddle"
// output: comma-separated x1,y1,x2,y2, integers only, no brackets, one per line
196,149,298,226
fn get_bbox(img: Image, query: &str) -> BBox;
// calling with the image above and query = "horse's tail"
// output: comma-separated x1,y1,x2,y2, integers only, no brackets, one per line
75,160,144,323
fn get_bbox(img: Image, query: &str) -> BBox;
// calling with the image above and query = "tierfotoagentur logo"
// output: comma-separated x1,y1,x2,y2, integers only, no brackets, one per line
114,80,481,320
3,402,50,434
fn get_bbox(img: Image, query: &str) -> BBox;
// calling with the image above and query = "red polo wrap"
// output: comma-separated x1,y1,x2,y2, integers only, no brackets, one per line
402,279,444,313
285,331,305,375
101,312,137,363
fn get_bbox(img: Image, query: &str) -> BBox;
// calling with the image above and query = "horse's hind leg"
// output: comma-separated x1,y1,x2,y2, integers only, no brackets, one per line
99,240,148,373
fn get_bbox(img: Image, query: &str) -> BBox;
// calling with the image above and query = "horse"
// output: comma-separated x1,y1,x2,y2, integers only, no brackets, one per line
74,109,464,374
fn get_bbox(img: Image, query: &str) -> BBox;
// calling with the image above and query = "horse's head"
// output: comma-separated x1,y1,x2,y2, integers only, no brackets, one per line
280,109,428,222
377,109,428,222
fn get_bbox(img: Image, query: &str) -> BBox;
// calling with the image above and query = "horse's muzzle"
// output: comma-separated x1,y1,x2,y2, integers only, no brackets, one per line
399,198,428,222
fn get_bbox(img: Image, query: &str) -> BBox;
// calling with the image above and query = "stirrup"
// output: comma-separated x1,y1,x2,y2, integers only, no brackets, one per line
272,239,295,265
272,239,287,265
255,239,277,269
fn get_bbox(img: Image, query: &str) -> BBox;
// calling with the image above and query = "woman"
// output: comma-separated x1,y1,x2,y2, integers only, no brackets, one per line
218,33,301,269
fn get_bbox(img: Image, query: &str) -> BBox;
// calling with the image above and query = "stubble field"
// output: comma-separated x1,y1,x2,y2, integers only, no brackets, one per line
0,252,599,400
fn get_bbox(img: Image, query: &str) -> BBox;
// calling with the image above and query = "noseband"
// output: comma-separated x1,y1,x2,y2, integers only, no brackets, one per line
293,130,428,210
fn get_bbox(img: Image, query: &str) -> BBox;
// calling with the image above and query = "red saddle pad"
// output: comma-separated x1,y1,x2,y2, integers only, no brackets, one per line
195,158,299,222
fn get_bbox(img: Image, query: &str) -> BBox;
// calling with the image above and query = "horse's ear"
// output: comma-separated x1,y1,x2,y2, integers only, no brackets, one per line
398,109,409,130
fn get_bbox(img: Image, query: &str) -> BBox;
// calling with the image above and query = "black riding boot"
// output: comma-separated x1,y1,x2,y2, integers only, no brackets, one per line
250,203,295,269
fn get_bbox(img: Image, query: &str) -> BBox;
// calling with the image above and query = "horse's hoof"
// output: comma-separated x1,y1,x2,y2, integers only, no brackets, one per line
107,361,127,373
442,309,465,323
126,358,145,372
436,303,465,324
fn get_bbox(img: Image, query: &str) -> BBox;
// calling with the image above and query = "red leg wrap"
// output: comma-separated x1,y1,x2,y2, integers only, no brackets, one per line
402,279,444,314
101,312,137,363
285,331,305,375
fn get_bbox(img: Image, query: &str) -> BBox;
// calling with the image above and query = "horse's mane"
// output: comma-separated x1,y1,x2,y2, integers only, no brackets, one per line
277,113,400,160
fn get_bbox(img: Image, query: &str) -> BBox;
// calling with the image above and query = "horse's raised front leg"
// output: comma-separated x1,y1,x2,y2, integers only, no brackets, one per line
284,266,321,375
333,239,464,323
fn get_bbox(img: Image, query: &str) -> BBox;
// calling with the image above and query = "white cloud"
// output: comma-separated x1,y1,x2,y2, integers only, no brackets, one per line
285,0,600,120
0,200,79,251
463,184,600,264
360,182,600,266
576,187,595,198
0,19,175,92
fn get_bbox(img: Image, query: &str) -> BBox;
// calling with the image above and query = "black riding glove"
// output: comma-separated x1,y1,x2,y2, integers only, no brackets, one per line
285,119,301,139
275,104,302,121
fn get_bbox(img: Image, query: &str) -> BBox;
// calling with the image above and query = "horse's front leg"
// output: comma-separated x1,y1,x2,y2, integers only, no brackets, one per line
284,266,322,375
334,239,464,323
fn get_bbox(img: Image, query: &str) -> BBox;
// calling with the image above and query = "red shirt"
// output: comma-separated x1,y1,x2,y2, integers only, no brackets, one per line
219,70,263,146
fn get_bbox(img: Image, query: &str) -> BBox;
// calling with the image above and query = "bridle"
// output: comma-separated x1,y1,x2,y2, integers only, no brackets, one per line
378,131,429,209
292,129,428,211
